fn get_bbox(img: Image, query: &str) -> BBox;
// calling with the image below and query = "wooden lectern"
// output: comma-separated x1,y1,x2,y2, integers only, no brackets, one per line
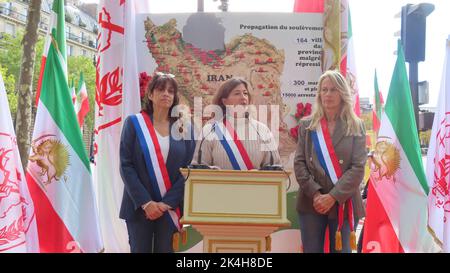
180,168,290,253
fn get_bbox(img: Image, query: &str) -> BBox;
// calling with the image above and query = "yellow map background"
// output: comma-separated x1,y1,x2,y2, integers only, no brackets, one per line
144,17,297,160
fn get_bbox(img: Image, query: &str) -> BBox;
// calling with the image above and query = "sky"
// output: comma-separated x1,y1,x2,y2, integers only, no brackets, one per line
82,0,450,107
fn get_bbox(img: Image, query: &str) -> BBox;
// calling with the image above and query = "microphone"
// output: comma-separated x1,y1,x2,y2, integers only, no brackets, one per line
245,112,283,171
188,123,216,169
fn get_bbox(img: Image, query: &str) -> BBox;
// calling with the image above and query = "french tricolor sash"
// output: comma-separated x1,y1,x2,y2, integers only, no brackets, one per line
311,118,356,251
214,119,254,170
130,112,181,232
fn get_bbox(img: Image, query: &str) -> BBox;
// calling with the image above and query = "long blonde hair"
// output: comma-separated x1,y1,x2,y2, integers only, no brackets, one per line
306,70,363,136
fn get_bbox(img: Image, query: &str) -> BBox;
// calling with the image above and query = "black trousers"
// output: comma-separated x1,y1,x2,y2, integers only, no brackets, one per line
126,214,174,253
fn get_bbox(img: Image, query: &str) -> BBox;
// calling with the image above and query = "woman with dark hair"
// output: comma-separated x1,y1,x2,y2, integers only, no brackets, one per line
119,73,195,253
191,77,280,170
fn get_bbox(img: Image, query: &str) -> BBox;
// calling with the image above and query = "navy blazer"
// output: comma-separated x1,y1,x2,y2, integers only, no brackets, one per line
119,115,195,221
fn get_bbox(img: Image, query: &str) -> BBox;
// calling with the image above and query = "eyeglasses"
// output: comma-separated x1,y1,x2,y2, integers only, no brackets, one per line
320,88,338,94
155,72,175,78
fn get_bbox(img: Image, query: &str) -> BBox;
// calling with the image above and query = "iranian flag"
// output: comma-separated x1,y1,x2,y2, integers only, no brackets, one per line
25,17,103,252
75,72,90,128
340,3,361,116
0,72,39,253
426,37,450,252
362,40,440,253
372,70,384,134
70,78,76,105
35,0,67,105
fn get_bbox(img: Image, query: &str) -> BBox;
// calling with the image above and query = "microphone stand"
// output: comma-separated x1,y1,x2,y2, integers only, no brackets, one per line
188,123,216,169
245,112,283,171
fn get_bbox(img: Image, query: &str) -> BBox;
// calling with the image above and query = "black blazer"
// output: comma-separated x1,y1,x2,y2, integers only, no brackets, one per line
119,115,195,221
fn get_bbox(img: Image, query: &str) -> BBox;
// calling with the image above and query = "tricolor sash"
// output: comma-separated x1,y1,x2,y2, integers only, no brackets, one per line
311,118,356,251
214,119,254,170
130,112,181,231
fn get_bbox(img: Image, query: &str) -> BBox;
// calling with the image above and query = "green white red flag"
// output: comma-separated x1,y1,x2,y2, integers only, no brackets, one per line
26,1,102,252
75,72,89,127
341,4,361,116
372,70,384,134
362,41,440,253
35,0,67,105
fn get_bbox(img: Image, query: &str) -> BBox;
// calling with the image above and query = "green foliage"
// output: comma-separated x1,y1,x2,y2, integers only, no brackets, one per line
65,13,73,23
0,30,95,132
67,56,96,132
419,129,431,147
0,33,24,84
0,32,44,117
0,65,17,115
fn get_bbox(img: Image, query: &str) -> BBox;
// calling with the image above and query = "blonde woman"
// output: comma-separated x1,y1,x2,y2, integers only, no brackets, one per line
294,70,367,253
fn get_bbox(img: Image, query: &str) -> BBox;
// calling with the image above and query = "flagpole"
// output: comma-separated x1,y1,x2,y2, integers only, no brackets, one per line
409,61,419,134
197,0,204,12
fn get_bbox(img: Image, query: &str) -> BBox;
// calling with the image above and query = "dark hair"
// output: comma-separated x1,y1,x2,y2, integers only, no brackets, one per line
142,73,180,122
212,77,251,114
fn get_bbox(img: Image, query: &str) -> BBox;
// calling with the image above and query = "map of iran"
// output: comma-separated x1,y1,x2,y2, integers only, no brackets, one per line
144,18,284,108
138,13,323,161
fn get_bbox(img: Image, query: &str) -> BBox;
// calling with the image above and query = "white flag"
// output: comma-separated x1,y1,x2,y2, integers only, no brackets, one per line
0,72,39,253
95,0,128,253
95,1,148,252
427,37,450,252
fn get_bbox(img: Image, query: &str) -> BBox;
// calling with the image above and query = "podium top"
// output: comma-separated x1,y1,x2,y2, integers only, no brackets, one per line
180,168,291,227
180,168,291,177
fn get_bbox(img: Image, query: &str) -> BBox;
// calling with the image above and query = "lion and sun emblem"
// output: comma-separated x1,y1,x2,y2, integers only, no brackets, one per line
29,135,70,187
369,137,401,182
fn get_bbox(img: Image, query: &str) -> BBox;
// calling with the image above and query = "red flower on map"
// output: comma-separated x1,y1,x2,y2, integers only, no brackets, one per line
290,125,300,139
139,72,152,99
289,102,313,141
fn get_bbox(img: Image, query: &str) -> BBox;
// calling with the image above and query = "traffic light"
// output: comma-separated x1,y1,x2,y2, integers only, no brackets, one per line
401,3,434,63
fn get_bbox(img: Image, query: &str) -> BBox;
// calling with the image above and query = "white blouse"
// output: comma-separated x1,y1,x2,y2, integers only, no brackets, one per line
155,130,170,163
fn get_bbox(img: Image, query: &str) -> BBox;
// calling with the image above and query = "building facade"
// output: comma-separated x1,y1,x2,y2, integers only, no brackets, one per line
0,0,97,58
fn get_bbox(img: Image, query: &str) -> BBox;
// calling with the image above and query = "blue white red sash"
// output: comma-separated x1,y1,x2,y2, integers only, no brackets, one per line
214,119,254,170
311,118,342,184
130,112,181,231
311,118,355,244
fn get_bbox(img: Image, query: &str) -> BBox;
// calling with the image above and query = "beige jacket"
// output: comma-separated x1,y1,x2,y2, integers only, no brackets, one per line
294,118,367,219
191,117,281,169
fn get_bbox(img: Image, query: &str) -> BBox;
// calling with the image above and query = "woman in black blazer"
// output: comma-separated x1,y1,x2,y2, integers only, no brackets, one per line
119,73,195,253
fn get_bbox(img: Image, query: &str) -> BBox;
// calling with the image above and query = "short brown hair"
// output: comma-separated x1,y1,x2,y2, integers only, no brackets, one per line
142,73,180,121
212,77,251,114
